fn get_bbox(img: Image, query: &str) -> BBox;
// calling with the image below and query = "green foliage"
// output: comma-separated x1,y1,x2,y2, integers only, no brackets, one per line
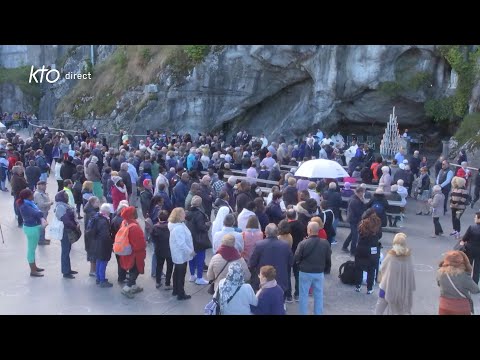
424,97,455,122
83,59,93,75
408,71,432,91
165,47,193,78
378,81,405,97
184,45,210,63
454,112,480,151
139,47,152,68
114,48,128,69
0,66,42,113
437,45,480,117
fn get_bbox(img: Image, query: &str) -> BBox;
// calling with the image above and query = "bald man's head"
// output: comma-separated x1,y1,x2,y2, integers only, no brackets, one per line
307,222,320,237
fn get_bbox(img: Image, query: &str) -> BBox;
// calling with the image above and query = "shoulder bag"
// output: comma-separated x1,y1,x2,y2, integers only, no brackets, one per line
446,273,474,314
207,259,231,295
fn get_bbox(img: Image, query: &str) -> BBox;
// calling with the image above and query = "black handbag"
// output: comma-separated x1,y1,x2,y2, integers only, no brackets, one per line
67,228,82,244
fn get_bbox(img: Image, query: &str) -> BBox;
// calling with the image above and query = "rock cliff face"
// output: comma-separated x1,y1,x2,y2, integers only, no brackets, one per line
0,83,35,114
3,45,460,140
125,45,451,139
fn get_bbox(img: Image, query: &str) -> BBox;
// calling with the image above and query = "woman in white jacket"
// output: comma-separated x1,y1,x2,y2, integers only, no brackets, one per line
168,207,195,300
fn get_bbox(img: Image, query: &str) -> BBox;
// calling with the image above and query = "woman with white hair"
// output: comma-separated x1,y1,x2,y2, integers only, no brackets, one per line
428,185,445,237
396,179,408,207
89,203,113,287
375,233,415,315
378,166,392,193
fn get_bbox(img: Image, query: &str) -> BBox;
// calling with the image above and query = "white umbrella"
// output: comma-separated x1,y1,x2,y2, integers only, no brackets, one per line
295,159,349,179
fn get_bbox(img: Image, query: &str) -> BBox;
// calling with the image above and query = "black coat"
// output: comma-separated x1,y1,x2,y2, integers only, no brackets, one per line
90,214,113,261
266,202,285,225
323,189,342,218
185,207,211,252
119,169,132,195
60,161,77,182
463,224,480,258
355,230,382,270
83,203,99,255
72,172,86,204
283,186,298,207
236,191,252,215
151,221,172,258
347,194,366,225
367,194,389,227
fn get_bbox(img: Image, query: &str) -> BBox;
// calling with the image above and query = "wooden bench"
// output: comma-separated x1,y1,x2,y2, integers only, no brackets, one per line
338,182,379,191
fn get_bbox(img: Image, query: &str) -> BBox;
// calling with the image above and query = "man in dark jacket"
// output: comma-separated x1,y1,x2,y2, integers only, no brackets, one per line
322,182,341,243
60,156,77,183
283,177,299,207
90,204,113,287
35,150,49,182
287,208,307,302
25,160,41,191
156,183,172,212
266,191,285,225
342,187,366,255
249,223,293,298
366,188,389,228
151,210,174,289
119,163,133,199
173,172,190,209
222,176,237,210
294,221,332,315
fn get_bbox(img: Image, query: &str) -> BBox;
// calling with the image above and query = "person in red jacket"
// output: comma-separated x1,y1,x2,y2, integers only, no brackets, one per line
111,176,127,211
456,162,472,187
119,206,147,298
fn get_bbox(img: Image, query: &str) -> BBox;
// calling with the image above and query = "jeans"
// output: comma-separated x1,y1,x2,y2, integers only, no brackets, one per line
173,262,188,296
23,225,40,263
155,253,174,286
189,250,206,278
299,271,324,315
61,230,72,275
451,208,463,233
96,260,108,282
433,217,443,235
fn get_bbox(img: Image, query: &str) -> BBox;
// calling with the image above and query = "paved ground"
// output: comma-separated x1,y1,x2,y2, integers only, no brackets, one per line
0,159,478,314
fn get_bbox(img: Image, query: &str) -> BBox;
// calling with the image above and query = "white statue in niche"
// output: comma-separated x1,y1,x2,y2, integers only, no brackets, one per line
449,69,458,89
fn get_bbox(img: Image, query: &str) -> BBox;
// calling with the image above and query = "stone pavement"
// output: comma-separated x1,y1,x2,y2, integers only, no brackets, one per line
0,170,478,315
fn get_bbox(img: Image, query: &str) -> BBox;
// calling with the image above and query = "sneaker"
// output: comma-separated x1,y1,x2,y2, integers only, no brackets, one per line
99,281,113,288
294,295,299,302
195,278,209,285
331,240,338,245
430,234,438,238
450,231,458,236
367,289,374,295
355,286,361,292
121,286,134,299
285,295,293,303
131,285,144,294
89,272,96,277
189,275,197,282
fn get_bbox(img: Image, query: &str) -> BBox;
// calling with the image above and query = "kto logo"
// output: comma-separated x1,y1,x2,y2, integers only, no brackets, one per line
28,65,60,84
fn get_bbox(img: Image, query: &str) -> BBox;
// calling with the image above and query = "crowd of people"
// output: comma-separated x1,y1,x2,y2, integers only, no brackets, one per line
1,111,36,129
1,123,480,315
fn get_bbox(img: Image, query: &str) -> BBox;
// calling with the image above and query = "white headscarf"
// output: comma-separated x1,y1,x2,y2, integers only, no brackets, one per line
212,206,230,237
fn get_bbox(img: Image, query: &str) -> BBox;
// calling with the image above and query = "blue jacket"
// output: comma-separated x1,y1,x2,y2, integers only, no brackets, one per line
251,285,286,315
173,180,189,208
19,203,43,226
249,237,293,292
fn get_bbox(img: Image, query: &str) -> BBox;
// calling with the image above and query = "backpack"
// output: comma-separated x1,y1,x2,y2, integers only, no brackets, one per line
113,220,133,256
339,260,356,285
372,201,384,216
